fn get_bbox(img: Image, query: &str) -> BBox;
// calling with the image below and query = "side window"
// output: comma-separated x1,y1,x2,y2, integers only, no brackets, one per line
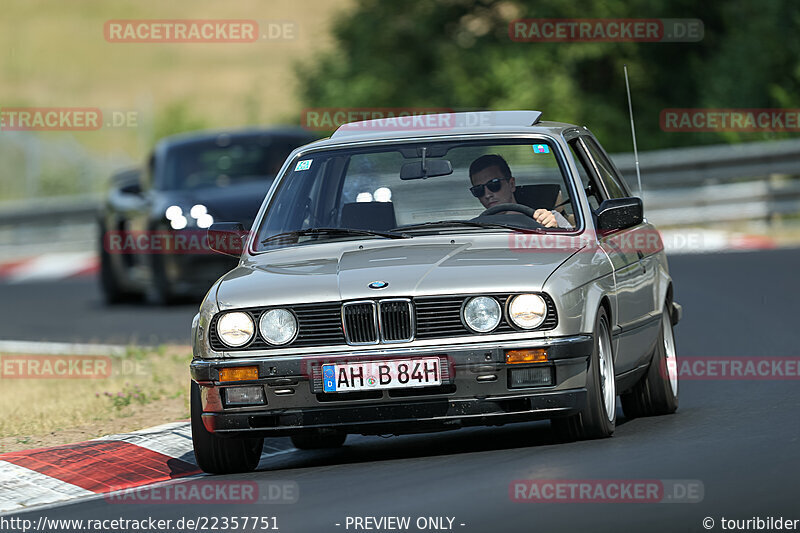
582,138,629,199
568,141,602,210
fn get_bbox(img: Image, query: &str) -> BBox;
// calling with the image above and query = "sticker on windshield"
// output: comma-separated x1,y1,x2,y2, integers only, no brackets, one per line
532,144,550,154
295,159,313,171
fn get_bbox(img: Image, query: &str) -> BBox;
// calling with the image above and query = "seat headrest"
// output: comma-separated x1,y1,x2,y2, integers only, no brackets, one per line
341,202,397,232
514,184,561,210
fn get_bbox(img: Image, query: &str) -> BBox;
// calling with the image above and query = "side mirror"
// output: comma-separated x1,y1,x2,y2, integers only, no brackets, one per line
207,222,247,256
596,197,643,231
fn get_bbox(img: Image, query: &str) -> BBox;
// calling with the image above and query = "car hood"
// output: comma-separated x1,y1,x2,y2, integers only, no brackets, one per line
216,239,581,309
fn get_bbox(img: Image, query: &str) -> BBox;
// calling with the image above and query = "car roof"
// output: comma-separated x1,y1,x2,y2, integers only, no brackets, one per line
299,111,580,150
156,126,316,149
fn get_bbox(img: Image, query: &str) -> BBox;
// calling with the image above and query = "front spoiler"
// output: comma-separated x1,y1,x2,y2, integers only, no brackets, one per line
203,389,587,437
191,334,594,438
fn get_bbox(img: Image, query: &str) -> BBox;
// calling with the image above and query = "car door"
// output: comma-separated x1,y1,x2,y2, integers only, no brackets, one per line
572,134,659,372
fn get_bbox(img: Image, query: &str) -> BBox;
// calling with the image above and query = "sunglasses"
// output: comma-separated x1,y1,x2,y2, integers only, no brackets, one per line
469,177,510,198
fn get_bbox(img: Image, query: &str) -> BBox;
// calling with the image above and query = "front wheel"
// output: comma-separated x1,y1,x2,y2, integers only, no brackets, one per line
620,308,679,418
191,382,263,474
551,307,616,441
99,222,138,304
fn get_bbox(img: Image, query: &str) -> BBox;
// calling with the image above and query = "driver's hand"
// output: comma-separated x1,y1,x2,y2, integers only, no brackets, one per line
533,209,558,228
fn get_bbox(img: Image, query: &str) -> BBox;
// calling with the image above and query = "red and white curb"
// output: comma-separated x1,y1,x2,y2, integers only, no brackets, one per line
0,422,295,513
0,251,98,283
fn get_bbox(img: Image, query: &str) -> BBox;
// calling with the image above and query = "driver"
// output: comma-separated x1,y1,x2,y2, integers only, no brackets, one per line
469,154,572,229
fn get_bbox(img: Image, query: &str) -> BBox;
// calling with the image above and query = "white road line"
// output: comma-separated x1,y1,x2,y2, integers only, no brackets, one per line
0,340,128,356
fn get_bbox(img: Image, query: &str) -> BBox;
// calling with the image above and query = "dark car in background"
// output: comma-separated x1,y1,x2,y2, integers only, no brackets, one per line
99,127,316,304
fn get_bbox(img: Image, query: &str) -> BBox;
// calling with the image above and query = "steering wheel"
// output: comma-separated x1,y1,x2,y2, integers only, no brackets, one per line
480,203,536,217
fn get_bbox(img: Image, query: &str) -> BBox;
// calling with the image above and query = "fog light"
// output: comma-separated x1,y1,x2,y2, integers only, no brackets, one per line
219,366,258,382
224,386,266,406
508,367,553,388
506,348,548,364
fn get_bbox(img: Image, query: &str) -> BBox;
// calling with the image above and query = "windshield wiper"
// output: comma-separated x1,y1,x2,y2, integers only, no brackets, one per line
395,220,546,233
260,227,409,245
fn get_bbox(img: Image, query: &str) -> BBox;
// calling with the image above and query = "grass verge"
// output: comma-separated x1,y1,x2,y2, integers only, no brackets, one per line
0,345,192,453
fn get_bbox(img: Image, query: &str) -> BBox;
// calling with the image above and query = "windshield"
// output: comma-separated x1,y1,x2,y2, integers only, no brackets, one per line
253,139,581,252
162,135,302,190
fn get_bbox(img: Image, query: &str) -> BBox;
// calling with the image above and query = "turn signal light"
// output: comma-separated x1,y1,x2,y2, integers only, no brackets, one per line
505,348,548,364
219,366,259,382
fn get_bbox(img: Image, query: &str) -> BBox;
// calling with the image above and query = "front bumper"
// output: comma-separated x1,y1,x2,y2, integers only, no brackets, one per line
190,335,593,437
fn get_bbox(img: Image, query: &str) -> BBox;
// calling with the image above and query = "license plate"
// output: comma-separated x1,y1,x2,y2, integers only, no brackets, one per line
322,357,441,393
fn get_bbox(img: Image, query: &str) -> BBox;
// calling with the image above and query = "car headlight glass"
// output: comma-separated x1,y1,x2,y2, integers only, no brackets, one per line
216,312,254,347
463,296,501,333
508,294,548,329
259,308,297,345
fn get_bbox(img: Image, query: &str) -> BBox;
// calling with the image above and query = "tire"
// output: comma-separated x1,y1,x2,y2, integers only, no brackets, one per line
147,252,179,305
620,308,679,418
99,222,138,305
191,381,264,474
290,431,347,450
551,307,616,441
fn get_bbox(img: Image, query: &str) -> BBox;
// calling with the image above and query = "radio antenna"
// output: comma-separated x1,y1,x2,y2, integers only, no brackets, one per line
623,64,642,196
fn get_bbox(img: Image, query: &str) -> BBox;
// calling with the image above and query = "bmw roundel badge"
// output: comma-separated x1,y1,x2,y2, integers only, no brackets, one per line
368,281,389,289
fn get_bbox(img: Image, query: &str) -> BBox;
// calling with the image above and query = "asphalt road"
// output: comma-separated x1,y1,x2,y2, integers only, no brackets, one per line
0,279,200,346
6,248,800,532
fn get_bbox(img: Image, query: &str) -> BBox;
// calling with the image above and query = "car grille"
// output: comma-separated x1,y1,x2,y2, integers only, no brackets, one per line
342,301,378,344
209,293,557,352
341,299,414,344
379,299,414,342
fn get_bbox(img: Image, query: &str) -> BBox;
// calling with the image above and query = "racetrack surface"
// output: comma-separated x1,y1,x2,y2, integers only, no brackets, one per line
5,248,800,531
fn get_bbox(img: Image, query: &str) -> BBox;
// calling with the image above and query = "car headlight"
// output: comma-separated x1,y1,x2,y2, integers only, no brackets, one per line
258,308,298,345
508,294,548,329
216,312,254,347
463,296,501,333
165,205,188,230
190,204,215,229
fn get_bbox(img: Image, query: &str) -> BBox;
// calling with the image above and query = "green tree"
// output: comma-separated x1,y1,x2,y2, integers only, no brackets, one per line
297,0,800,151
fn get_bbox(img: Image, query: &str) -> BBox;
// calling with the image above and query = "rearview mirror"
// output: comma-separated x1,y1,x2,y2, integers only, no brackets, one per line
400,159,453,180
596,197,643,231
207,222,247,256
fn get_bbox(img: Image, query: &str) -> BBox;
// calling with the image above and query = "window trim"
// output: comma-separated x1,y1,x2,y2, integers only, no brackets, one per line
579,135,633,199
